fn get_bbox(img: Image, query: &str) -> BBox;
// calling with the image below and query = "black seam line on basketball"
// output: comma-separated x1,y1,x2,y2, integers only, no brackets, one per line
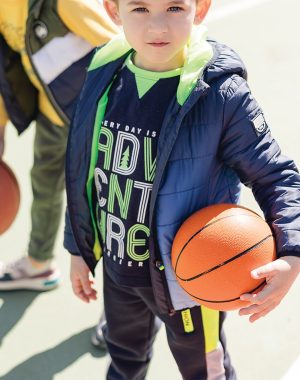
174,213,263,273
183,281,266,303
176,234,272,282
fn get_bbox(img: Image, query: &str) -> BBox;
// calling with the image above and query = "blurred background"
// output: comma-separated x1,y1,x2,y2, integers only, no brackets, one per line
0,0,299,379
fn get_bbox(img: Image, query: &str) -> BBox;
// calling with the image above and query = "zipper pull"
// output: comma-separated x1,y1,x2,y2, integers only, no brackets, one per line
155,260,165,271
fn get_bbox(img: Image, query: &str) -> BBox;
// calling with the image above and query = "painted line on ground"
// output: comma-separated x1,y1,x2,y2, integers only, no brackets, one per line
207,0,273,22
281,355,300,380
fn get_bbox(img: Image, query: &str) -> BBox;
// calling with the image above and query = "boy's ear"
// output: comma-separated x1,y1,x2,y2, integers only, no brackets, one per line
194,0,211,24
103,0,122,26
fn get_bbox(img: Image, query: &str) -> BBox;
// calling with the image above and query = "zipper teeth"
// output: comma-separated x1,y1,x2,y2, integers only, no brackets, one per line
149,92,208,313
148,109,181,314
25,16,70,126
150,228,174,314
162,273,175,314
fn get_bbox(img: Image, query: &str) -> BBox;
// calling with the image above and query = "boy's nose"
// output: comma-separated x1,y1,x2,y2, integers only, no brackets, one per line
148,16,168,34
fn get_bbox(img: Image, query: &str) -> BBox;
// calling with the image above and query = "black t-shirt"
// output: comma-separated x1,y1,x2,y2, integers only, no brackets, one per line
94,55,181,287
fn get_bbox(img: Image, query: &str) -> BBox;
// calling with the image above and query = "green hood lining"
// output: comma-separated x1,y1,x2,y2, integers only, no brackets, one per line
86,84,112,260
89,25,213,106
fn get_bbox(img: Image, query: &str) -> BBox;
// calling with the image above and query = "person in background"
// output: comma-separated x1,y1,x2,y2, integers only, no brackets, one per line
0,0,118,349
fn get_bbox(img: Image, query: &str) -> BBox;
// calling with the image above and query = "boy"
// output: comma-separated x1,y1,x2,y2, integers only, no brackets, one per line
64,0,300,378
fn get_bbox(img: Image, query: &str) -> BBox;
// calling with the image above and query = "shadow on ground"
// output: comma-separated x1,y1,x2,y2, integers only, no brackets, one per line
0,327,106,380
0,290,38,345
0,291,106,379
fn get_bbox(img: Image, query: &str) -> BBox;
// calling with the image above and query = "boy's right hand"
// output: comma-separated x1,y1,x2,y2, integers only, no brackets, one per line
70,255,97,303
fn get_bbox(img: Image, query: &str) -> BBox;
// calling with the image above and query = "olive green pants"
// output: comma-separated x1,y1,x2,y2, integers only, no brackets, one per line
28,114,69,262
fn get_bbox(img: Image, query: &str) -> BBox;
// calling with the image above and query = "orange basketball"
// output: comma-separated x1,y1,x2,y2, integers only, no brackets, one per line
171,204,276,311
0,161,20,235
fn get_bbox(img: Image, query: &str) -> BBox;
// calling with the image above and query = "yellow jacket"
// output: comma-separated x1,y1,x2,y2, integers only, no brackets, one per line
0,0,118,127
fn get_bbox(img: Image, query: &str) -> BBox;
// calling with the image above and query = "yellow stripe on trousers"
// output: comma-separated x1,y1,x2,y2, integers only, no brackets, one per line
201,306,220,353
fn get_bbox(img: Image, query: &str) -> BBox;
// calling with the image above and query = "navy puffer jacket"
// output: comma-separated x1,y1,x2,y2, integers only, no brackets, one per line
64,34,300,314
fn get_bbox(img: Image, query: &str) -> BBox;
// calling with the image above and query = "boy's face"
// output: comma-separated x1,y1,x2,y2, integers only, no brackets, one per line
104,0,211,71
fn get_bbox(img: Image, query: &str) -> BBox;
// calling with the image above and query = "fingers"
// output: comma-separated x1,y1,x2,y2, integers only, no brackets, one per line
71,271,97,303
251,261,278,279
72,277,97,303
81,276,97,301
72,279,90,303
240,283,272,304
239,298,280,323
239,257,300,322
239,283,281,322
70,255,97,303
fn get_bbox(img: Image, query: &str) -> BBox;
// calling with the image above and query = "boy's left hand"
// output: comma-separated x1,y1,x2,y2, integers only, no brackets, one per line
239,256,300,323
70,255,98,303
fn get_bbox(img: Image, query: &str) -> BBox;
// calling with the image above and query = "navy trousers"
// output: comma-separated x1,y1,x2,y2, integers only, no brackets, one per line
103,267,236,380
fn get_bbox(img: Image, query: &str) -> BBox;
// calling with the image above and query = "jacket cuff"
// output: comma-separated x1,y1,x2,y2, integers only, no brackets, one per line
69,251,81,256
277,251,300,259
64,231,80,254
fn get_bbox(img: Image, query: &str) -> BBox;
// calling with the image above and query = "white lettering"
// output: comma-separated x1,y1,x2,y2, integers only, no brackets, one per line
106,214,125,259
94,168,108,207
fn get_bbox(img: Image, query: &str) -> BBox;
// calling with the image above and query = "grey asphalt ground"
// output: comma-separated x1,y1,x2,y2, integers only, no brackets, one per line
0,0,299,379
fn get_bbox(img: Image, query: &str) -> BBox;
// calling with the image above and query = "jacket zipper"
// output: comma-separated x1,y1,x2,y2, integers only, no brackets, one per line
149,84,210,316
150,227,176,316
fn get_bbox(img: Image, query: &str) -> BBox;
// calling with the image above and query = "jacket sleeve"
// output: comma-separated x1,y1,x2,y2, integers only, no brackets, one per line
63,207,80,255
220,74,300,258
0,95,8,126
57,0,119,47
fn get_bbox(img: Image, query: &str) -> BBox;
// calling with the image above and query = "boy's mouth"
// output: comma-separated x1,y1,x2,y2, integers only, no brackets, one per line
147,42,170,47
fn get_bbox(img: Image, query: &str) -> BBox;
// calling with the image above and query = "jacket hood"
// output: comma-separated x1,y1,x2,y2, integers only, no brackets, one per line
88,26,247,105
204,39,247,83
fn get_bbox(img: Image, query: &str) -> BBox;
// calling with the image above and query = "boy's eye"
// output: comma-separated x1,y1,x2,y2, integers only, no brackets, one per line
167,6,183,12
132,7,149,13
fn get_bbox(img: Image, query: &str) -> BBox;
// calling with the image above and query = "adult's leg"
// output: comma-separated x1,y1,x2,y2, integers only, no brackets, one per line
0,114,67,290
28,114,69,262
